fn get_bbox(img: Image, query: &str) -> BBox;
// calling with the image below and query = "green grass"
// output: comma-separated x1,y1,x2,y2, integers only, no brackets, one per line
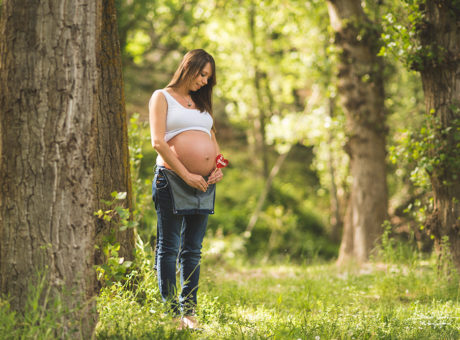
1,236,458,339
94,236,460,340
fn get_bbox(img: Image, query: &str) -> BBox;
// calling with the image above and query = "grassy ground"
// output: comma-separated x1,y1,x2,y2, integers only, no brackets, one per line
95,237,460,340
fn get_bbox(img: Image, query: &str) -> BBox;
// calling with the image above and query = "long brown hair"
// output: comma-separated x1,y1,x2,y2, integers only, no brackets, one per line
167,49,217,116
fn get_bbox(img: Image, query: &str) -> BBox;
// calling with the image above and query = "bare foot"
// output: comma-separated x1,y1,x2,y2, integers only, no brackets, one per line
181,315,201,330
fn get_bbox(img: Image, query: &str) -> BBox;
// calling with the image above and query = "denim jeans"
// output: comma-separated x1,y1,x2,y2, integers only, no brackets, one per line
152,166,208,316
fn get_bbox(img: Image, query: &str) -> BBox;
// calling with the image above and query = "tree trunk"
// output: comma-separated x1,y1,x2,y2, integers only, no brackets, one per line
248,1,269,179
327,98,343,243
0,0,133,337
327,0,388,264
94,1,134,264
415,1,460,271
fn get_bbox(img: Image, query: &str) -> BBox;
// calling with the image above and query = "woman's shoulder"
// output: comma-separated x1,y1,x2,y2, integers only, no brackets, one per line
152,88,172,100
149,88,168,109
151,88,167,97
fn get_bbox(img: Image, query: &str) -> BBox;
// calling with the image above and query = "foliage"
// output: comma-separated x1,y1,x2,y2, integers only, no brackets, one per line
94,233,459,339
94,191,137,286
374,220,420,265
135,126,338,262
389,111,460,188
95,236,189,339
130,0,349,221
382,1,460,251
378,0,453,71
115,0,203,64
119,0,459,276
4,0,460,338
95,191,137,231
379,0,425,69
194,1,328,124
118,0,354,251
0,269,84,339
128,113,156,243
266,89,350,211
1,227,458,339
115,0,208,113
382,0,460,185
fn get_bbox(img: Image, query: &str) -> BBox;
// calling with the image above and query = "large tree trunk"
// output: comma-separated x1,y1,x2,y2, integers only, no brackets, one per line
0,0,133,337
415,1,460,271
327,0,388,264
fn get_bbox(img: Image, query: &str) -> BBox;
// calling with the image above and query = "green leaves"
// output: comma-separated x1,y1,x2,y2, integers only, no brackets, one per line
379,1,425,69
94,191,138,286
96,242,134,286
94,191,137,229
389,110,460,190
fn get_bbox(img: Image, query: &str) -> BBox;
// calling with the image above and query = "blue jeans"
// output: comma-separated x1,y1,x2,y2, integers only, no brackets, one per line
152,166,208,316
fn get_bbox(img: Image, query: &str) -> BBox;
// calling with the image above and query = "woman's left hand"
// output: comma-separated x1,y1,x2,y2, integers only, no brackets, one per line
207,168,223,184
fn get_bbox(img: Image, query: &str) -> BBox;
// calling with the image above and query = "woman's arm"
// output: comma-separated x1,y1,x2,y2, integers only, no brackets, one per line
207,130,224,184
149,91,209,192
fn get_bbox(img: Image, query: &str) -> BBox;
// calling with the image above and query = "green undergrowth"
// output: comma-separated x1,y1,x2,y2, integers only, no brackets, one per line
1,235,459,339
94,235,460,340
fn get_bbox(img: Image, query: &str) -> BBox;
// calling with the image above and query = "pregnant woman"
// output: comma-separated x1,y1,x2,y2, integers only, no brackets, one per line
148,49,223,329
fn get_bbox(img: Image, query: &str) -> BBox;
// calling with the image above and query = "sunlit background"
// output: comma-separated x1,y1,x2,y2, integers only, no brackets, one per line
118,0,430,264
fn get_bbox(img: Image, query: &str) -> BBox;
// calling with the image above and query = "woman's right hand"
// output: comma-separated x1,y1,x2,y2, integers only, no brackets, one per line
185,173,208,192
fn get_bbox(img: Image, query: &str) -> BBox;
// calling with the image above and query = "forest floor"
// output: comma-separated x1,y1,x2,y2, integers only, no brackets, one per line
1,243,459,339
95,242,460,340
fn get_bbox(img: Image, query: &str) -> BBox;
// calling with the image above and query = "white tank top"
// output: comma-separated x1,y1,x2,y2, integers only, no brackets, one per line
153,89,213,142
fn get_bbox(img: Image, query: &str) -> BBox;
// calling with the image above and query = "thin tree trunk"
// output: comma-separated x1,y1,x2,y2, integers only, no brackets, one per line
0,0,133,337
415,0,460,272
245,148,292,238
248,1,269,179
327,98,343,243
327,0,388,264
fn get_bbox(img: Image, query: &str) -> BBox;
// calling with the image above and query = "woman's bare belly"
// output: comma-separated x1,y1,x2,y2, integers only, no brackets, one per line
159,130,217,176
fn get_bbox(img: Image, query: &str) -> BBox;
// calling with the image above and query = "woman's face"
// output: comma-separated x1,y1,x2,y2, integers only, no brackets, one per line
189,62,212,91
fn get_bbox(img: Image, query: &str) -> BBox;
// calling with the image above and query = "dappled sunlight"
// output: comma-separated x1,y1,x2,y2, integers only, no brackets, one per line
202,235,246,262
233,304,298,327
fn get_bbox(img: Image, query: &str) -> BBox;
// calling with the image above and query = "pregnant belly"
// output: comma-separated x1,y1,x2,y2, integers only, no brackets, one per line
165,130,217,176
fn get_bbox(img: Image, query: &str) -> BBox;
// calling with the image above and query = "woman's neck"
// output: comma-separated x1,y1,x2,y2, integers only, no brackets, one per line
173,84,190,96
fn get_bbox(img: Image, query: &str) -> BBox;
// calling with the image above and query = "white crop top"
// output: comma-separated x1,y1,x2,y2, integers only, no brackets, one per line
152,89,213,142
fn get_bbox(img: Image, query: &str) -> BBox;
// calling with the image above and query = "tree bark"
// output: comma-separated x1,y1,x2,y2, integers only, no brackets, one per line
0,0,133,337
414,0,460,271
327,0,388,264
94,1,134,264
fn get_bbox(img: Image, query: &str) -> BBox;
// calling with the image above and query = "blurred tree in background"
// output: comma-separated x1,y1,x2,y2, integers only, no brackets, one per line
327,0,388,264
